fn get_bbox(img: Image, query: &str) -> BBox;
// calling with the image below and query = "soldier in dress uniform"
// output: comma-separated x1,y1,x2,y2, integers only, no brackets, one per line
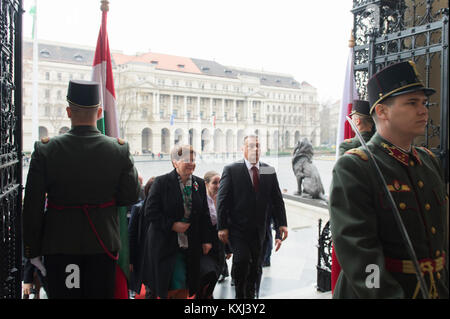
23,80,141,298
329,61,448,298
338,100,375,156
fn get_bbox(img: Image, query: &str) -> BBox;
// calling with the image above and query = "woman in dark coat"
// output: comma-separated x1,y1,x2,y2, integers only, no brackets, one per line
142,145,213,299
197,171,232,299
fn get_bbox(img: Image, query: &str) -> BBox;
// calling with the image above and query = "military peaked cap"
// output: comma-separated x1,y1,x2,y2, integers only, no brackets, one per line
67,80,101,108
367,61,435,114
349,100,370,117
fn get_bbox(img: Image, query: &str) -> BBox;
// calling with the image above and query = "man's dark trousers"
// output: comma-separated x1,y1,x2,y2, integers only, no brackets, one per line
230,229,264,299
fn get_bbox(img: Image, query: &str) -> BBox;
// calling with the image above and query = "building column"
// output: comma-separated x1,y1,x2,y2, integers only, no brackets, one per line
153,92,160,120
247,98,253,124
209,97,213,122
233,99,237,123
183,95,187,121
153,128,162,154
169,94,174,118
196,96,201,123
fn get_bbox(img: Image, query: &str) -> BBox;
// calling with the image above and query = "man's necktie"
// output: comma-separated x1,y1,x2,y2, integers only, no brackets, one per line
251,166,259,192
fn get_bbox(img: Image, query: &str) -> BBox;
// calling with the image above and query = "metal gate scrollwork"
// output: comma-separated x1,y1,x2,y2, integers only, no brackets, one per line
317,218,332,292
0,0,23,299
352,0,449,182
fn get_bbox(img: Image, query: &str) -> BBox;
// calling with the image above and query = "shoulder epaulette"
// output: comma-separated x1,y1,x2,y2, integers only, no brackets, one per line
418,146,435,158
117,138,125,145
345,148,368,161
41,137,50,144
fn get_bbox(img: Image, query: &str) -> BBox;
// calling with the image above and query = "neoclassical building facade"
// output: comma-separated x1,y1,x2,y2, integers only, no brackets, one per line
23,39,320,154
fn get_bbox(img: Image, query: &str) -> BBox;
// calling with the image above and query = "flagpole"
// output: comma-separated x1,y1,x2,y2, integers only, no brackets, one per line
31,0,39,142
335,31,357,159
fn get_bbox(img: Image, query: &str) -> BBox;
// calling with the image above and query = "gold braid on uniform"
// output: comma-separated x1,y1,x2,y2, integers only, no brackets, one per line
410,260,442,299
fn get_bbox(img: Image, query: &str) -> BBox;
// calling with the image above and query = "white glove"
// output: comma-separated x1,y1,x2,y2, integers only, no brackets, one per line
30,257,47,277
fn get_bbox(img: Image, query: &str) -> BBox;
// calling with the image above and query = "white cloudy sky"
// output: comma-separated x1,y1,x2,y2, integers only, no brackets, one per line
23,0,354,102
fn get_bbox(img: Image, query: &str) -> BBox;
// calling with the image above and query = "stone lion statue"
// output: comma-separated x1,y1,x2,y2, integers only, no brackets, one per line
292,138,327,202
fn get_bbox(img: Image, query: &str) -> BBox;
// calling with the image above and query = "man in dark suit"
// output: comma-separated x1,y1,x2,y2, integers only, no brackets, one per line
22,80,140,298
217,134,288,299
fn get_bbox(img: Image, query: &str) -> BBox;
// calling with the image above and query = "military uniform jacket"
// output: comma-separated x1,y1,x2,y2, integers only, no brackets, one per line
329,133,448,298
23,126,140,258
338,131,373,156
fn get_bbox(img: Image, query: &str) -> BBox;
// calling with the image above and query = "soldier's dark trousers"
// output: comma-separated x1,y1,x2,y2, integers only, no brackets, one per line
44,253,116,299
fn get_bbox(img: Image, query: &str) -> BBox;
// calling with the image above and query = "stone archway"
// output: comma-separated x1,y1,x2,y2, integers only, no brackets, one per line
142,128,152,153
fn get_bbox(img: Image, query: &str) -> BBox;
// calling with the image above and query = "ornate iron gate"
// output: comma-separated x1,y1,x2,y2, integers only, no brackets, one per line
317,219,332,292
0,0,23,299
352,0,449,181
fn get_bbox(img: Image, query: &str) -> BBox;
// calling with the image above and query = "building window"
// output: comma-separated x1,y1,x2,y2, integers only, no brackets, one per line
45,89,50,99
57,73,62,81
45,72,50,81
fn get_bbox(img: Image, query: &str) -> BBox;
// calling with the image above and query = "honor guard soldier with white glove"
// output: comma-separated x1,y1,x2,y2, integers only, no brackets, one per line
23,80,140,299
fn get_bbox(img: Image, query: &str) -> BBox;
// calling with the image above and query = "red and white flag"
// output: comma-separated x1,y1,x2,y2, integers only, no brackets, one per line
92,6,119,138
335,45,359,158
332,37,359,295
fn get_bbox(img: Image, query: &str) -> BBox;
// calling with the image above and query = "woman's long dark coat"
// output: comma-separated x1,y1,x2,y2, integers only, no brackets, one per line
142,169,213,298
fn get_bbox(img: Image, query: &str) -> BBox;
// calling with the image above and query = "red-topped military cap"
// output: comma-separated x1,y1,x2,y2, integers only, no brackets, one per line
367,61,435,114
67,80,101,108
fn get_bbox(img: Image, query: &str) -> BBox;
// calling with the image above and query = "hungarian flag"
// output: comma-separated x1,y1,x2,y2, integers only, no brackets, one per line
92,4,129,299
331,36,359,294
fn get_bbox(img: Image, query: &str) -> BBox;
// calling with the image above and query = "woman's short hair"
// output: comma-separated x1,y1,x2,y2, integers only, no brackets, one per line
170,144,196,162
204,171,220,184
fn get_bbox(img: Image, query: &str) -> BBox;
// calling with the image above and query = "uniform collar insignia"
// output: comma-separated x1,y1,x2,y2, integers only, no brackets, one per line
379,142,423,167
380,142,410,166
411,147,422,165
